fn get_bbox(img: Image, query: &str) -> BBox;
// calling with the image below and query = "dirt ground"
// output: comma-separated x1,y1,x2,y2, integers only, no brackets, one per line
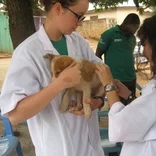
0,38,151,156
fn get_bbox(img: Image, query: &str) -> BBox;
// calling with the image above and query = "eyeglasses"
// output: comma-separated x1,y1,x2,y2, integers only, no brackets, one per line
64,7,86,22
140,38,146,46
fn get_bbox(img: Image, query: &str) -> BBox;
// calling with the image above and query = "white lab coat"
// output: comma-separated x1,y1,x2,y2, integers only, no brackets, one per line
0,26,104,156
109,78,156,156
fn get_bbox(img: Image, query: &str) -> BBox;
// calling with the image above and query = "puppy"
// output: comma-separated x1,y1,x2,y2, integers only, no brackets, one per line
44,54,105,119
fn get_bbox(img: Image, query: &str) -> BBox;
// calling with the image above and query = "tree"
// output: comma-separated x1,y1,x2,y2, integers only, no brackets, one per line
5,0,36,49
90,0,156,9
0,0,156,49
0,0,41,49
152,6,156,15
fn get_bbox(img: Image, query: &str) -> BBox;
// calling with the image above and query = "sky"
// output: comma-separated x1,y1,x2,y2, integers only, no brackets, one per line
89,0,135,10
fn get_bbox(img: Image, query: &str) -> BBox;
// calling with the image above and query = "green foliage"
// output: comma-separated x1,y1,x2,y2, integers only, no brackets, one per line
0,0,5,3
90,0,156,9
90,0,128,9
152,6,156,15
0,0,6,5
1,0,156,11
31,0,43,11
139,0,156,8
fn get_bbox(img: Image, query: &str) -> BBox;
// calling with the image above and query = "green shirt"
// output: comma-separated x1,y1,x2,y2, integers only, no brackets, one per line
97,25,136,82
51,35,68,55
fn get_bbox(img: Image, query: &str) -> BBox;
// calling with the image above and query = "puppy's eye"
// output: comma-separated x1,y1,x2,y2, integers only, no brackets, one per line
55,72,60,77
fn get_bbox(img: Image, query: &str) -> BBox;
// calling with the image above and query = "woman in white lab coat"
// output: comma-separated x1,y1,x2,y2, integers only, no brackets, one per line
0,0,104,156
95,15,156,156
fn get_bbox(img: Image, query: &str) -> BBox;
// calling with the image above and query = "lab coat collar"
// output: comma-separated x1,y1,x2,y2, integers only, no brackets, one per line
37,25,75,57
64,34,75,57
38,25,54,52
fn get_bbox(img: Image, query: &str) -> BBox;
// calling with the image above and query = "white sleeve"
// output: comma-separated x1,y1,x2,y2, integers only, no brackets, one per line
0,56,41,116
82,39,102,64
108,91,156,142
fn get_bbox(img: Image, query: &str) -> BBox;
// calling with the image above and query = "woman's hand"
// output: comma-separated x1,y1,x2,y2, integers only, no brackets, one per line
114,80,132,99
70,98,103,115
95,63,132,100
95,63,114,87
56,61,81,89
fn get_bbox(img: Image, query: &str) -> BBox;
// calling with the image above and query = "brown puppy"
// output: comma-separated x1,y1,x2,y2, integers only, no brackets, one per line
44,54,105,119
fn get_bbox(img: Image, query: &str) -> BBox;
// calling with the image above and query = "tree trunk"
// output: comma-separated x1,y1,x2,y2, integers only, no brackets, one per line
6,0,36,49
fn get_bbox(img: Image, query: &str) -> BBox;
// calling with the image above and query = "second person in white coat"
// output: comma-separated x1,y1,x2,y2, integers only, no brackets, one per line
95,15,156,156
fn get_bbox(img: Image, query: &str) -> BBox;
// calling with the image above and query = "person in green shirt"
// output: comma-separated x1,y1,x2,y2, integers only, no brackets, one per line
96,13,140,106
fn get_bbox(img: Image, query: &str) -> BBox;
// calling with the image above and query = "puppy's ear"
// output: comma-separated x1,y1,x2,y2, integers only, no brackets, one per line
43,54,55,61
54,57,74,78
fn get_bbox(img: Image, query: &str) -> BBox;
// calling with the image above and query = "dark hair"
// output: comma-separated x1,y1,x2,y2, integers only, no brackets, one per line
40,0,78,11
137,15,156,78
122,13,140,25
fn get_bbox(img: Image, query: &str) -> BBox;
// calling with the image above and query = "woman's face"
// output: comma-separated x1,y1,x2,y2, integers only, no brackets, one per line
58,0,89,34
142,40,152,63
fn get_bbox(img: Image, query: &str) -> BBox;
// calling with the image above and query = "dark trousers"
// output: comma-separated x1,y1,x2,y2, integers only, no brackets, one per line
120,78,136,106
109,153,119,156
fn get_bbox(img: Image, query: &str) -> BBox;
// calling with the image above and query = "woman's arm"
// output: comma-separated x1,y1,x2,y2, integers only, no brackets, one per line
8,63,81,125
8,79,63,125
95,63,156,142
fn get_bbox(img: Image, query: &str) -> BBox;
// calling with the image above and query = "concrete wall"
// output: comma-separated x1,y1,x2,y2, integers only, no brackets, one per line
77,7,152,39
77,19,109,39
116,7,152,25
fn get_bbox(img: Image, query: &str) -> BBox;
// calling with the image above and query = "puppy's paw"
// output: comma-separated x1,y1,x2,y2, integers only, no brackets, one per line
59,104,68,112
69,106,78,112
84,105,92,119
77,104,83,110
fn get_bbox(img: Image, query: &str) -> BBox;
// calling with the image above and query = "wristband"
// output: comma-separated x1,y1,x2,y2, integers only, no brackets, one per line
126,93,136,104
93,96,105,110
